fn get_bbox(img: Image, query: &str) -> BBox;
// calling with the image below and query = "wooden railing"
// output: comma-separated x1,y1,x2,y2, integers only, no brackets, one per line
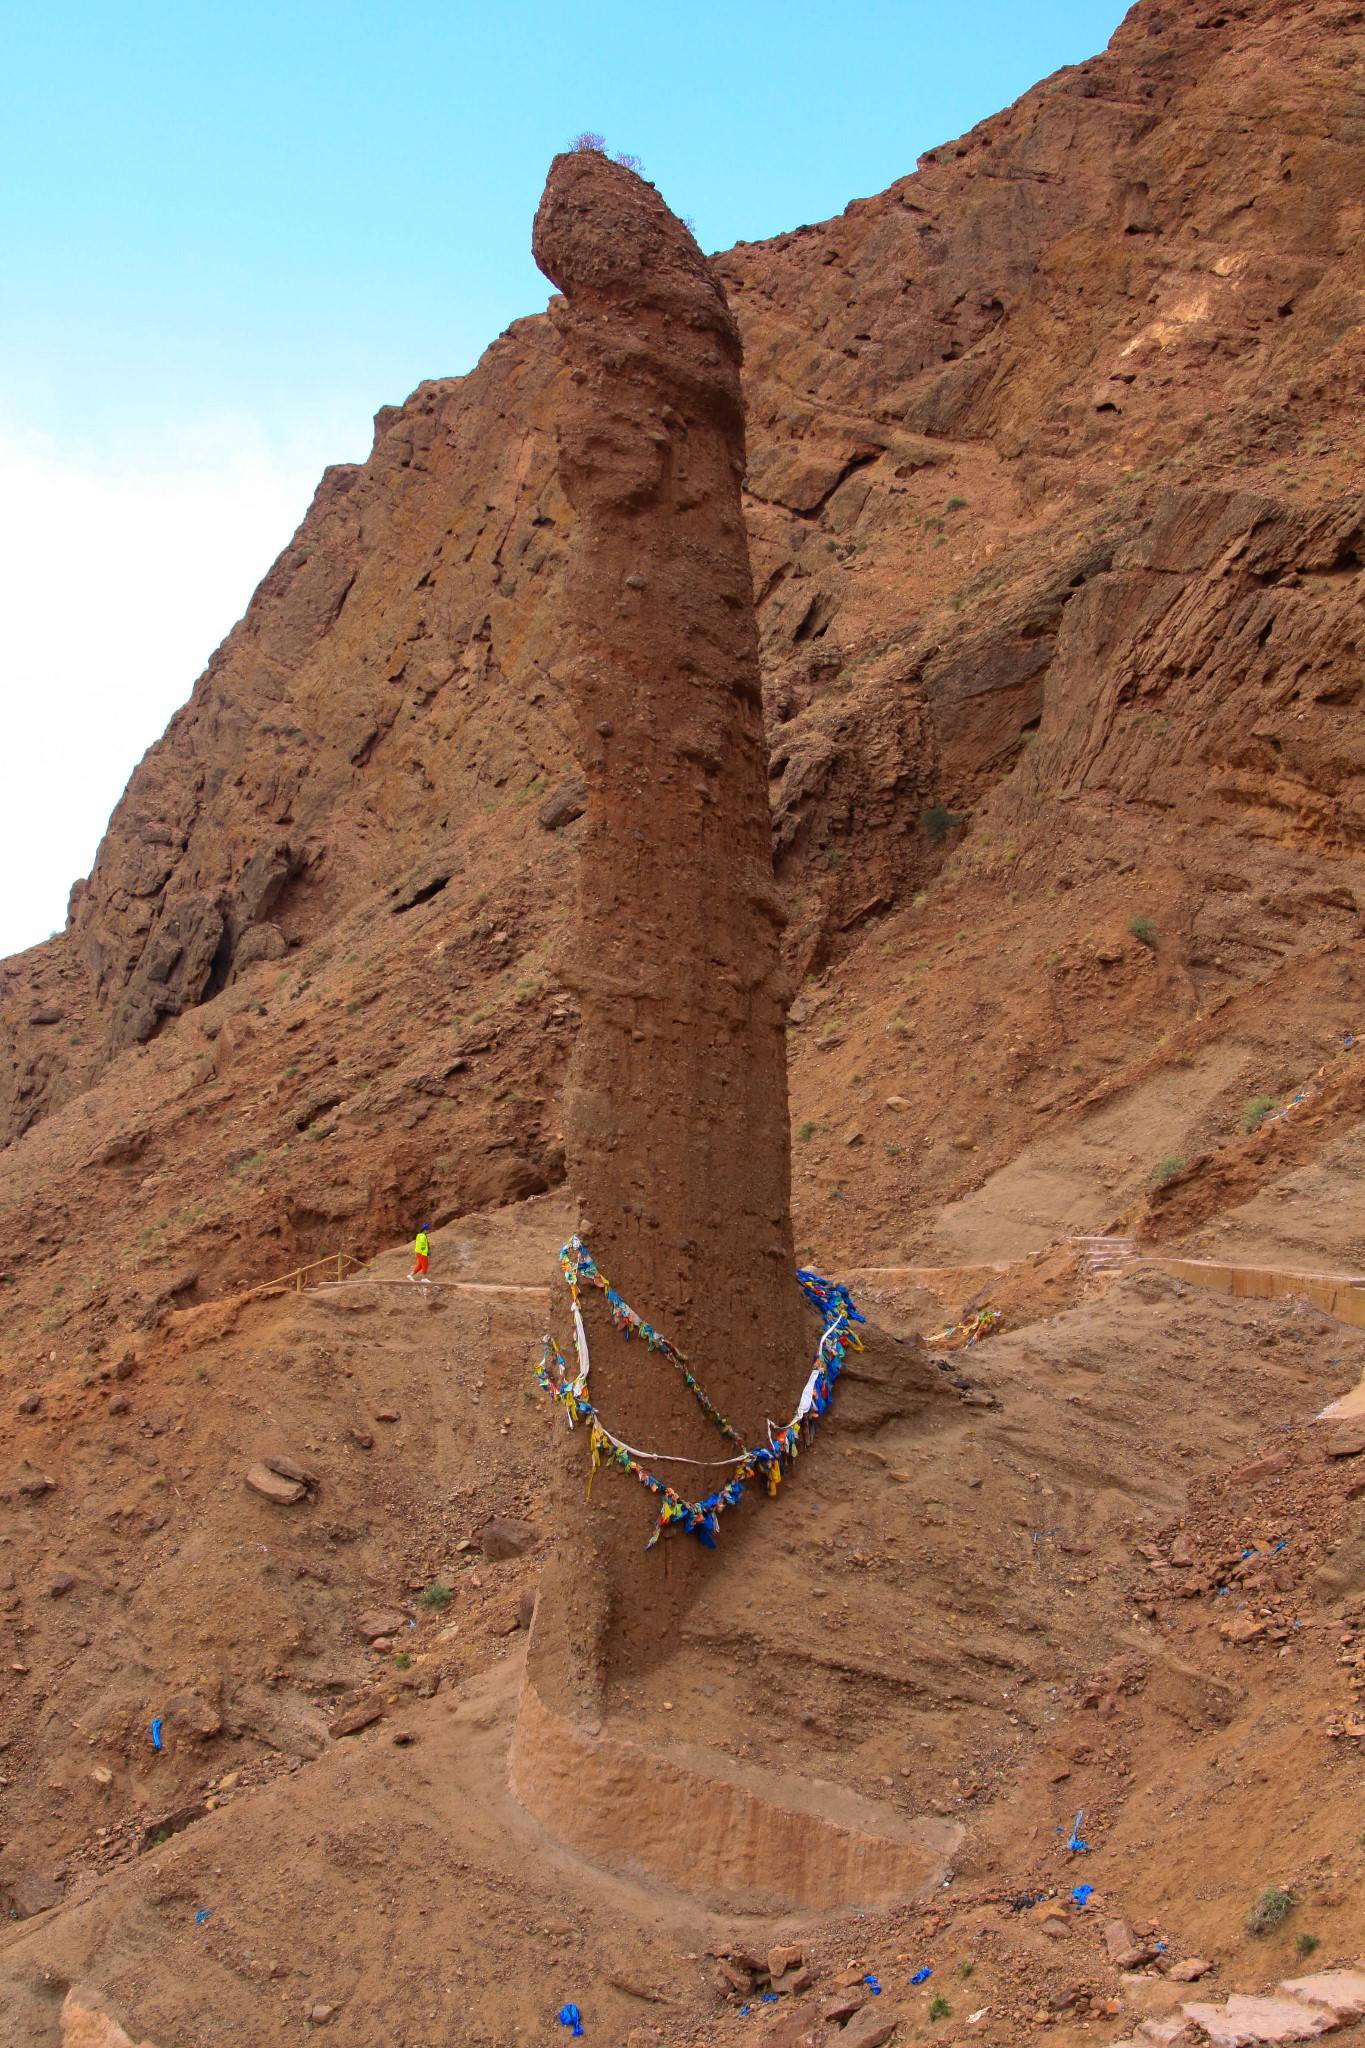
258,1250,366,1297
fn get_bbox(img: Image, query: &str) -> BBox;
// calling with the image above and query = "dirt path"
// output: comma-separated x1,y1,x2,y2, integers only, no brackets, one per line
927,1049,1253,1264
2,1197,1364,2046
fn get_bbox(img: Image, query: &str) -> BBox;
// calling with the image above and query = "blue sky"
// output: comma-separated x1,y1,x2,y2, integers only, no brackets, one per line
0,0,1127,958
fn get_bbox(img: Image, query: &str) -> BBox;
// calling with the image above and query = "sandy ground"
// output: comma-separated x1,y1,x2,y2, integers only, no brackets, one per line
1,1178,1362,2047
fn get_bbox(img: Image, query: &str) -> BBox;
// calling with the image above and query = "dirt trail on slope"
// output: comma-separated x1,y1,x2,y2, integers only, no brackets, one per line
927,1047,1256,1265
1166,1118,1365,1277
2,1183,1364,2045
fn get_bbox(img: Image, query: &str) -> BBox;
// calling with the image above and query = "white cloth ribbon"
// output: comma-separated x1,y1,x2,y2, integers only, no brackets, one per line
571,1300,591,1399
795,1362,823,1424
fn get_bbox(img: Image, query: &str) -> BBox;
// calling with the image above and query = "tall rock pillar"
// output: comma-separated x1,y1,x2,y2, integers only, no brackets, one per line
529,150,810,1697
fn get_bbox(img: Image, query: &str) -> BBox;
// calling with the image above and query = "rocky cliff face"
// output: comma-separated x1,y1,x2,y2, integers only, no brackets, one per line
4,10,1365,2029
2,0,1364,1337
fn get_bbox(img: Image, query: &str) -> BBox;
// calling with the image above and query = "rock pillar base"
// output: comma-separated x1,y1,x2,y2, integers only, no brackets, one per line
508,1657,960,1912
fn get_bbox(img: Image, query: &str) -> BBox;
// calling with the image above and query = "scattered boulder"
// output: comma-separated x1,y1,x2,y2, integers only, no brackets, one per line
772,1968,815,1996
538,774,588,830
1220,1616,1265,1646
164,1690,222,1741
824,1991,870,2023
263,1454,320,1490
17,1393,41,1416
355,1609,406,1642
7,1865,64,1917
1326,1422,1365,1458
330,1697,384,1739
842,2008,901,2048
244,1463,306,1506
766,2013,822,2048
481,1517,537,1561
1171,1962,1213,1984
1107,1919,1159,1969
17,1474,56,1498
1243,1451,1291,1481
48,1572,76,1599
518,1585,538,1631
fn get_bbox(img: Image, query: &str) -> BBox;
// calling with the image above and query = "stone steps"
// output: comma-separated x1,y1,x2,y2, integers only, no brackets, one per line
1111,1971,1365,2048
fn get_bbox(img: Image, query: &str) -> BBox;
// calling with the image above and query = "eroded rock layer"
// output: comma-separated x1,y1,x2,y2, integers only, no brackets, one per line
529,151,809,1676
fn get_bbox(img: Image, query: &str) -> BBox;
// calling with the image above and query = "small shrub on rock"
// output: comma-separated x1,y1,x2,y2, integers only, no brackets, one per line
922,805,965,844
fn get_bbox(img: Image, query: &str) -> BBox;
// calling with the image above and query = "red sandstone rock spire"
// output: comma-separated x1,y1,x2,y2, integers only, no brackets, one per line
529,147,810,1693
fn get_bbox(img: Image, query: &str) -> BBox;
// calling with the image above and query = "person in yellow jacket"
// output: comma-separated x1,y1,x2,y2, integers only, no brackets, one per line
408,1227,431,1283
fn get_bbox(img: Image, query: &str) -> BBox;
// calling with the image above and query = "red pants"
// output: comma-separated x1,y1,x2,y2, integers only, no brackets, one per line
412,1254,429,1275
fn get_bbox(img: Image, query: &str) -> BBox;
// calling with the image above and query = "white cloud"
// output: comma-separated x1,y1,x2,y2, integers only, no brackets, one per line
0,419,335,962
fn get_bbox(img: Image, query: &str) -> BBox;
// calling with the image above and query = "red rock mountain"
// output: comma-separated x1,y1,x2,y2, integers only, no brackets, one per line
3,5,1365,2039
3,0,1364,1332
